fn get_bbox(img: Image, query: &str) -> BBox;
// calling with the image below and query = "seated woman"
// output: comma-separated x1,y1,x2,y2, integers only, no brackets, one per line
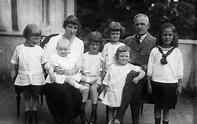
42,15,84,124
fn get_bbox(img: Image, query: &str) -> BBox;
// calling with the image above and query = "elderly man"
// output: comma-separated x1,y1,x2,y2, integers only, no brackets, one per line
113,13,156,124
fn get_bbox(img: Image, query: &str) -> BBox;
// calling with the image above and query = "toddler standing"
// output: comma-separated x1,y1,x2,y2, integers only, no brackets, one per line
100,46,145,124
10,24,46,124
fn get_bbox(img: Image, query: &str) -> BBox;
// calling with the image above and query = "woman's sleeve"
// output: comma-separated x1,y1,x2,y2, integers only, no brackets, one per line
40,48,47,65
147,49,155,77
49,54,59,67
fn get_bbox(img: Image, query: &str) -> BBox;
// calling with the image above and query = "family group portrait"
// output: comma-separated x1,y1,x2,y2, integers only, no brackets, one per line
0,0,196,124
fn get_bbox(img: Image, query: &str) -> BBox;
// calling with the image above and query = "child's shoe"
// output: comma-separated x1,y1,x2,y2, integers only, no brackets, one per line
80,102,88,124
23,110,31,124
112,119,121,124
155,117,161,124
31,110,38,124
89,104,98,124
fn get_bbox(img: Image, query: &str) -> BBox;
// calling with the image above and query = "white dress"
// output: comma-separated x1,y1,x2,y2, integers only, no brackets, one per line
45,54,81,84
101,42,125,71
10,44,46,86
99,63,140,107
82,52,102,84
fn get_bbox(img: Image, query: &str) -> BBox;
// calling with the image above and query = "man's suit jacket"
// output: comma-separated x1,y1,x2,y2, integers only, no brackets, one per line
124,33,156,68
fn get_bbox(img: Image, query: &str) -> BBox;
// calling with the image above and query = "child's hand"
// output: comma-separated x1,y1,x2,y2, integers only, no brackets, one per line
176,85,182,95
50,74,56,83
132,77,139,84
67,68,78,76
148,83,152,94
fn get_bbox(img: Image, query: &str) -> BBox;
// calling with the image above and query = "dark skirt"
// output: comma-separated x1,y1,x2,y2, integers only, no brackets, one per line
41,83,82,124
151,81,177,110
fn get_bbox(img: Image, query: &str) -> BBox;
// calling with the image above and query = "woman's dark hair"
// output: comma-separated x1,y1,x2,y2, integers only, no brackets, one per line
63,15,81,29
105,21,125,37
23,24,41,39
115,45,131,60
86,31,104,52
156,22,179,47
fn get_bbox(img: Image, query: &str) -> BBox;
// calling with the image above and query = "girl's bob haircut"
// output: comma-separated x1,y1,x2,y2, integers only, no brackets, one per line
115,45,131,60
86,31,104,52
87,31,103,44
63,15,81,29
106,21,125,36
23,24,41,39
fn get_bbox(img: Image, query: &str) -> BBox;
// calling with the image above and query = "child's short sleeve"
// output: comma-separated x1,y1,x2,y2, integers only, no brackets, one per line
10,46,19,65
129,64,141,72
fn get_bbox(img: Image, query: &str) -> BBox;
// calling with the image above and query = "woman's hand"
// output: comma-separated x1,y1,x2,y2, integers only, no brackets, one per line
67,68,77,76
147,80,152,94
54,66,65,75
50,74,56,83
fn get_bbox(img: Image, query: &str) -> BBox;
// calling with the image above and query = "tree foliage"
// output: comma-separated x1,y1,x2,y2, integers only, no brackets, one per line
76,0,195,39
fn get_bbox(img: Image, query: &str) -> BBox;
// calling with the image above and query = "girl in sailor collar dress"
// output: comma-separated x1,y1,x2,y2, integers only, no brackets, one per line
147,22,183,124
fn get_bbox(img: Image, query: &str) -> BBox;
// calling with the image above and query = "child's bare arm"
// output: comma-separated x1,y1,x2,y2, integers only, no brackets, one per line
132,69,145,84
13,64,19,81
147,75,152,93
49,65,56,83
176,78,183,95
101,61,106,81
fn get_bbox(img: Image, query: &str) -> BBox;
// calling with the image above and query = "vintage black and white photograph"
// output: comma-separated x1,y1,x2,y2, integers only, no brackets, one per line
0,0,196,124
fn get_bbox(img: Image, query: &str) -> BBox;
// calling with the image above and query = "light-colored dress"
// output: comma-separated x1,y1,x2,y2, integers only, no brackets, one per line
45,54,82,84
100,63,140,107
82,52,102,84
10,44,46,86
101,42,125,71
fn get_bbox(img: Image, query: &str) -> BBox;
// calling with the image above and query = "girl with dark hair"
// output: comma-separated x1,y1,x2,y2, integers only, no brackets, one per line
43,15,84,124
147,22,183,124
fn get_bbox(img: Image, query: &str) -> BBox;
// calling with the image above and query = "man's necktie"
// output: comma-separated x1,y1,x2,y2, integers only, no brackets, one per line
136,35,141,44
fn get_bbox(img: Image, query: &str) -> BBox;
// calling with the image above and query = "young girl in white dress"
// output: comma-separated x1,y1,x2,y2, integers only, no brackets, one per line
100,45,145,124
101,21,125,76
10,24,46,124
147,22,183,124
80,31,103,124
